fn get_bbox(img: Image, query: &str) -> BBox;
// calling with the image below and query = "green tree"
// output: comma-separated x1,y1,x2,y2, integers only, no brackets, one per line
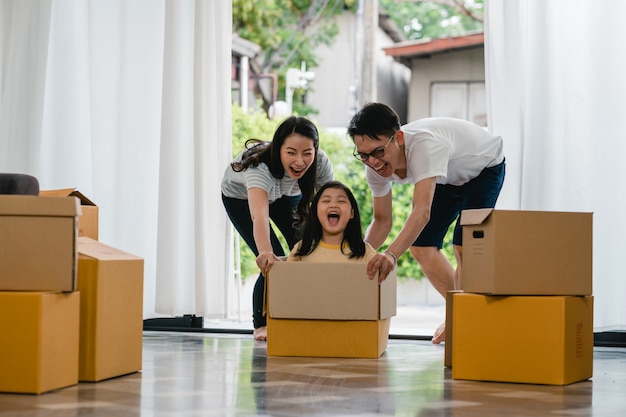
380,0,483,40
232,0,350,115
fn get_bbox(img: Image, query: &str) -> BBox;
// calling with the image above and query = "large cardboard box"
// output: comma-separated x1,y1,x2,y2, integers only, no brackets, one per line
267,262,396,358
460,209,592,295
77,237,144,381
0,291,80,394
40,188,99,240
0,195,80,292
444,290,463,368
452,293,593,385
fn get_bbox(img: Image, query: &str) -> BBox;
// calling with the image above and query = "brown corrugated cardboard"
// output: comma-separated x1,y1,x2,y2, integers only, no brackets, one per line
77,237,144,381
267,317,391,358
444,290,463,368
460,209,592,295
40,188,99,240
451,293,593,385
0,195,80,292
267,262,396,320
0,291,80,394
266,262,396,358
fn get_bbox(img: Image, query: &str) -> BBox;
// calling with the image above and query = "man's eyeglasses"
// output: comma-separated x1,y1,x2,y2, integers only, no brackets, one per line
353,134,394,162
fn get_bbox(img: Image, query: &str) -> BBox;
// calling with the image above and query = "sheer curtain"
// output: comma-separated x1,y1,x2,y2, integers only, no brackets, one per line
485,0,626,331
0,0,233,319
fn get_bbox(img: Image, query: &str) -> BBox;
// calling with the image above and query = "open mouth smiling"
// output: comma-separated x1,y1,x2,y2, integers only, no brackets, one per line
327,211,340,226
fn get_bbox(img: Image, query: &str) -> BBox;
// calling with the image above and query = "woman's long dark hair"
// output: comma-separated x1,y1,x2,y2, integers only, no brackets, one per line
230,116,320,228
295,181,366,259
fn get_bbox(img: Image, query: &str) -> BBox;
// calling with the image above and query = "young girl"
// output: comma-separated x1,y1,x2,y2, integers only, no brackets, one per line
221,116,333,341
288,181,376,262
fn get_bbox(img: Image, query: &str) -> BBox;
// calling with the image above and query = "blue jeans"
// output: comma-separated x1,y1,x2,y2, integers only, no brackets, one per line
222,194,301,328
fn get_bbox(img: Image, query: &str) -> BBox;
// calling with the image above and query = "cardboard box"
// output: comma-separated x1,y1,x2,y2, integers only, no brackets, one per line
451,293,593,385
0,195,80,292
266,262,396,358
40,188,99,240
460,209,592,295
0,291,80,394
77,237,144,381
444,290,463,368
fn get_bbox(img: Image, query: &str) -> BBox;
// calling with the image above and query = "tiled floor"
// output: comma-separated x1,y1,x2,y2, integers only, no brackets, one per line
1,331,625,416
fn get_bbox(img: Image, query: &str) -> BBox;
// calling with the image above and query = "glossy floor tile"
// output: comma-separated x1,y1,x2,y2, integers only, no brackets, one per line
1,331,625,416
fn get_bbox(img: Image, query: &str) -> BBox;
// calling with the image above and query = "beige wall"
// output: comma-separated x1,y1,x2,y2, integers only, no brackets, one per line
407,47,485,122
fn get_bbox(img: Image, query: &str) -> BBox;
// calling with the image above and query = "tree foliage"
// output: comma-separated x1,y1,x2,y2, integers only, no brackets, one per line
232,0,349,114
380,0,483,40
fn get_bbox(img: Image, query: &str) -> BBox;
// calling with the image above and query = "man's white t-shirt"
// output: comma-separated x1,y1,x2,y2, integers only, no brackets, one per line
367,118,504,197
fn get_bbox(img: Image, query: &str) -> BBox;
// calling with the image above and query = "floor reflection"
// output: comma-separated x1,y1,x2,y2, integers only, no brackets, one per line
0,332,624,417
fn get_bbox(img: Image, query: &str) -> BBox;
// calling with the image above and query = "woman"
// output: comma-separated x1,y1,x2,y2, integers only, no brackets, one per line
221,116,333,341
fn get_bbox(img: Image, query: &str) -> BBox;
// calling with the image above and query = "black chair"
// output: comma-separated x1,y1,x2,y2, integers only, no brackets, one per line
0,173,40,195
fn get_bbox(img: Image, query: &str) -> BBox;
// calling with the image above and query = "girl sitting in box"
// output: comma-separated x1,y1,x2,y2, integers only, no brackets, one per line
287,181,376,262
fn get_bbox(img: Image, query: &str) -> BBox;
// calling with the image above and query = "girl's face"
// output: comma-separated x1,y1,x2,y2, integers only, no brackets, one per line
317,187,354,242
280,134,316,179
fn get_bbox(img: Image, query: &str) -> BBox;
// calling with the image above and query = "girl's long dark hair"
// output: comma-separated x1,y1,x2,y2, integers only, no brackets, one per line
230,116,319,228
295,181,366,259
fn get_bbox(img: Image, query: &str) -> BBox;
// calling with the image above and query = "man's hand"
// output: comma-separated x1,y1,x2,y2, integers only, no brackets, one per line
367,251,396,284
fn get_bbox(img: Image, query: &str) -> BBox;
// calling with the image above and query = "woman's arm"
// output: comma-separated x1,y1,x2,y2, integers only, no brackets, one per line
248,187,278,276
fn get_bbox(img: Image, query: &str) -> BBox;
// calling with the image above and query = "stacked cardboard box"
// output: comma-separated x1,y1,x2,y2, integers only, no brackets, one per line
267,262,397,358
40,188,99,240
0,193,144,393
0,195,81,394
76,237,144,381
447,209,593,385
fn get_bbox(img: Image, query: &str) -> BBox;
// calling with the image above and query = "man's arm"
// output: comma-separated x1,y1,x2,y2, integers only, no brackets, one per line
385,177,436,258
367,177,437,282
364,191,393,250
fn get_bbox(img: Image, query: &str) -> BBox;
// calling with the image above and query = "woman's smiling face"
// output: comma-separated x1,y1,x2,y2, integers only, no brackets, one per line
280,133,316,179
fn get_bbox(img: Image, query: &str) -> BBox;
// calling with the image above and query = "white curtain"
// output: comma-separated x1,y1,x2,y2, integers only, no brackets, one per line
0,0,234,319
485,0,626,331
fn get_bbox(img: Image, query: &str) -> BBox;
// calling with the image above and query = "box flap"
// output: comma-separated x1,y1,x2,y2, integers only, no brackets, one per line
0,195,81,217
78,237,142,260
460,208,494,226
379,269,397,319
268,262,396,321
40,188,96,206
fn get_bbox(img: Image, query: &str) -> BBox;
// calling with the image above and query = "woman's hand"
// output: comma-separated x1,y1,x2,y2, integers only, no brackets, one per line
256,251,280,277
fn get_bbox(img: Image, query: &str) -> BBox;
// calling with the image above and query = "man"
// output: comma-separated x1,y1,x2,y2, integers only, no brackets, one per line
347,102,505,343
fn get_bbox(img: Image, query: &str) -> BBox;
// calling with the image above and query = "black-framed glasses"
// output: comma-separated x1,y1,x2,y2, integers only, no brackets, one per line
353,134,394,162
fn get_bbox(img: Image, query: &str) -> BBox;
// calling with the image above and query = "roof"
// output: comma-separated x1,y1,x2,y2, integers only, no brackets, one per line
383,32,484,64
232,34,261,58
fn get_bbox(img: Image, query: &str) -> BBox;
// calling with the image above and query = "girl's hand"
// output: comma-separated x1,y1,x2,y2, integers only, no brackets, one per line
256,251,280,277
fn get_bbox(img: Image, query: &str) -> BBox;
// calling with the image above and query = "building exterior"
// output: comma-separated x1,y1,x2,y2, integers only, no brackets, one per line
383,32,486,125
306,12,410,128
